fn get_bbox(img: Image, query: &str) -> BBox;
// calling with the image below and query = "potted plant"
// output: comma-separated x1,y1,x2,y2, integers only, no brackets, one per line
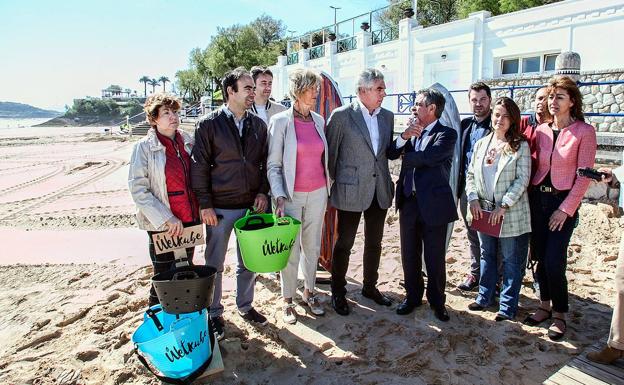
328,32,336,41
302,41,310,49
360,22,370,31
403,7,415,18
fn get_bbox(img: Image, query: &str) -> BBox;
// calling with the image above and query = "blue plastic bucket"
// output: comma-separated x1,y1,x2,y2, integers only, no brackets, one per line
132,305,212,380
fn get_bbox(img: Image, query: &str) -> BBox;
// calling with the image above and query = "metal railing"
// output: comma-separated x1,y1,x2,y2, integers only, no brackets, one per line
309,45,325,60
287,52,299,65
371,27,399,45
343,80,624,118
286,3,401,54
337,36,357,53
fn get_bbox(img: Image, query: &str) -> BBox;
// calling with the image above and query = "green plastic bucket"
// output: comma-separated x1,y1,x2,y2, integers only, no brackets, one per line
234,211,301,273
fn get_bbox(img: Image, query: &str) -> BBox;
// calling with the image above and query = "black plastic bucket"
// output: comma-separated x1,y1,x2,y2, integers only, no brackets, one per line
152,265,216,314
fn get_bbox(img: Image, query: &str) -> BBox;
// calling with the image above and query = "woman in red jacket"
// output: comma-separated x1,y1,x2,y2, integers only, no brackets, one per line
523,76,596,340
129,94,199,305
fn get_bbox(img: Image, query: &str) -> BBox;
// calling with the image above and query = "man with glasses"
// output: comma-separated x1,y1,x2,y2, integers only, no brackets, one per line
191,67,270,340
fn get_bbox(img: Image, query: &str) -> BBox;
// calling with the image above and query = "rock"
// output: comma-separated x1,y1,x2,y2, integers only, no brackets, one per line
600,85,611,94
583,94,598,105
613,84,624,96
604,255,618,262
612,104,621,114
76,350,99,362
446,256,457,264
603,93,616,106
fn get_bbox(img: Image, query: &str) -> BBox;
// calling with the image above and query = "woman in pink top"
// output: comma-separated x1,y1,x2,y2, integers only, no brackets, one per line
267,68,331,324
523,76,597,340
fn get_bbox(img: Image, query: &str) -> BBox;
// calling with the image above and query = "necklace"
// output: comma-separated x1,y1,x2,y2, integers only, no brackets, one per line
485,139,507,165
293,106,312,121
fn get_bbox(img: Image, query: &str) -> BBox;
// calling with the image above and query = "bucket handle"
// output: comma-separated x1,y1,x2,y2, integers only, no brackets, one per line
276,217,292,226
243,215,266,228
146,307,164,332
172,270,199,281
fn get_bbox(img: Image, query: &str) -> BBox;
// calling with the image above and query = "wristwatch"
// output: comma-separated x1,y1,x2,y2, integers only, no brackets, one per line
500,203,510,209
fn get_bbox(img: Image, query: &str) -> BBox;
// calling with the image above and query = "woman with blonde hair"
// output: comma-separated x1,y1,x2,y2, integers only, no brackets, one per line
267,68,331,324
128,93,198,305
523,76,597,340
465,97,531,321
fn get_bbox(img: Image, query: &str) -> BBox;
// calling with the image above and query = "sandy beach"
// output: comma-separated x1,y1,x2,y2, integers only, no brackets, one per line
0,129,621,385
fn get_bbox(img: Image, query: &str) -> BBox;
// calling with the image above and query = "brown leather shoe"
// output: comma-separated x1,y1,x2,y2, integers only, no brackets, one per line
587,345,624,365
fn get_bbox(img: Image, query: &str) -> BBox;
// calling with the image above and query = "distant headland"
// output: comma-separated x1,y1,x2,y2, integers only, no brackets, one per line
0,101,62,119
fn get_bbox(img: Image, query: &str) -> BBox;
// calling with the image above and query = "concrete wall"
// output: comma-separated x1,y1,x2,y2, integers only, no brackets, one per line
270,0,624,123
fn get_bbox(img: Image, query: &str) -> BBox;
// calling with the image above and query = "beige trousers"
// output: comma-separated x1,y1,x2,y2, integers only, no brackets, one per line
609,238,624,350
280,187,328,299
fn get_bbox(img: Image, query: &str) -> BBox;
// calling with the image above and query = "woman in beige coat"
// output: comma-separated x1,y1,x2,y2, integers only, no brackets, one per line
267,68,331,324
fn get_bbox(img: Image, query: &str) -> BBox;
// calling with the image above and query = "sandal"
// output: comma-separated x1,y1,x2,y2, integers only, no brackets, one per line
523,307,552,326
282,303,297,324
548,317,567,341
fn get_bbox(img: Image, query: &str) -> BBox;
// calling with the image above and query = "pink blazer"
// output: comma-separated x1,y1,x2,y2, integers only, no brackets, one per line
531,121,597,216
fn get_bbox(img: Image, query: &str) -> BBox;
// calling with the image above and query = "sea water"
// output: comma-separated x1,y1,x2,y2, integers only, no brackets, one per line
0,118,116,138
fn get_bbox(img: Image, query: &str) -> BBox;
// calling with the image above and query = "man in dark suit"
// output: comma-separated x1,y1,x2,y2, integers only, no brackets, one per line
457,82,492,291
388,88,458,322
326,69,395,316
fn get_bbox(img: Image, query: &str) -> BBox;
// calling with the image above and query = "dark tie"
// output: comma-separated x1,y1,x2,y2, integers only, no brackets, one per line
402,139,415,197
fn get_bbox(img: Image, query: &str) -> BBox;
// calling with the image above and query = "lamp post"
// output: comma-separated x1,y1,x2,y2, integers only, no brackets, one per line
330,5,341,35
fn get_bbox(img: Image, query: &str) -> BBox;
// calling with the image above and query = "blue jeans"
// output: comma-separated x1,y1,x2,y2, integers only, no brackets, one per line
476,232,529,319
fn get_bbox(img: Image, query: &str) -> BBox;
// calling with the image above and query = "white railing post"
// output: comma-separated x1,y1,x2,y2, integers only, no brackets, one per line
325,40,338,79
398,17,418,93
356,30,372,69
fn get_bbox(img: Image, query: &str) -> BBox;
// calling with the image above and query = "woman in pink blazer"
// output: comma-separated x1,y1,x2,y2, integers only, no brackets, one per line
523,76,597,340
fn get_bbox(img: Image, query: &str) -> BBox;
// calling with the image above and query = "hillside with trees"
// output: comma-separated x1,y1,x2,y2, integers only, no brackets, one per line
0,101,61,119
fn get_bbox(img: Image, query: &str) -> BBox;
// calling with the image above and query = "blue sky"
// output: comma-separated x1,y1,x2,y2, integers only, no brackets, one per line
0,0,388,111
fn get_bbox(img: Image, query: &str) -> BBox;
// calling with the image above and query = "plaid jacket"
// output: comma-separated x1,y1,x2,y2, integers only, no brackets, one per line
465,134,531,238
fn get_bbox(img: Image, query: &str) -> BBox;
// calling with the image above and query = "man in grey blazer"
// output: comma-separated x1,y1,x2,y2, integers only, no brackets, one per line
326,68,395,315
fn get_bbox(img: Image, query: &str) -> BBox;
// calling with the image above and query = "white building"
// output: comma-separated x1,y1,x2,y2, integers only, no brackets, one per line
270,0,624,114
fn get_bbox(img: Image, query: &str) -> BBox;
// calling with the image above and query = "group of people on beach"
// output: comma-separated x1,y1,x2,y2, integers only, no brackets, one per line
128,65,624,365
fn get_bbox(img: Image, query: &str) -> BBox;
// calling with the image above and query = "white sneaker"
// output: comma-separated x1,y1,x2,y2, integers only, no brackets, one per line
304,294,325,316
283,304,297,324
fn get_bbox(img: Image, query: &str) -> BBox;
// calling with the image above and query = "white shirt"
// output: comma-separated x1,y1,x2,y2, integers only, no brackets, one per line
358,99,381,155
395,119,438,149
253,104,268,125
223,105,245,136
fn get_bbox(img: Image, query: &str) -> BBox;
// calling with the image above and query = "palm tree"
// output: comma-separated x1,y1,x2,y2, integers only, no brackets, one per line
139,76,150,97
159,76,170,92
149,79,159,94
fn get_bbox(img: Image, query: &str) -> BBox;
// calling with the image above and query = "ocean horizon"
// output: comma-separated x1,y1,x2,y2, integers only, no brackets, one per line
0,118,117,138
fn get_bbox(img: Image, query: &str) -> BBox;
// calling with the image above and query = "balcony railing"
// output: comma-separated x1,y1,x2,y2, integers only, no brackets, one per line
337,37,357,53
287,52,299,65
309,45,325,60
371,27,399,45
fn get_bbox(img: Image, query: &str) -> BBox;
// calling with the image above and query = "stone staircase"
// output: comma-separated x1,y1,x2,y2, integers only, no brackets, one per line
130,122,151,136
